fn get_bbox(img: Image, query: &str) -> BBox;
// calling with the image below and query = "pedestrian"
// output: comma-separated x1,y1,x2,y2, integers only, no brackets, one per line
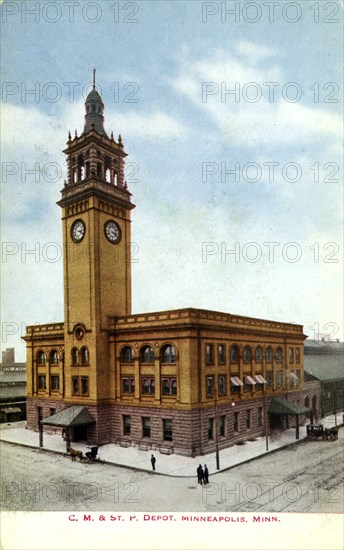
197,464,204,485
151,454,156,471
204,464,209,485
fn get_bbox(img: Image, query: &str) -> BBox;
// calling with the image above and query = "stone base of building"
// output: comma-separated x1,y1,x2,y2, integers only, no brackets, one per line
26,387,320,456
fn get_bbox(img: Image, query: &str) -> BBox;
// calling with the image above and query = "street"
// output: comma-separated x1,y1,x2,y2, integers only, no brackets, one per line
1,430,343,513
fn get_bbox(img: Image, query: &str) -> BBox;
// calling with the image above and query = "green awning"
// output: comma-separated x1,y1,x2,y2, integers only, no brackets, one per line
41,405,96,427
269,397,310,416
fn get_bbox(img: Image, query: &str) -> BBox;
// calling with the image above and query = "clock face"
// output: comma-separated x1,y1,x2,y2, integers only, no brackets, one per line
71,219,86,242
104,220,121,244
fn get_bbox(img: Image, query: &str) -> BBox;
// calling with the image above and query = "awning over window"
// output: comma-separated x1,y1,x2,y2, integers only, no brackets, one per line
244,375,256,385
40,405,96,427
230,376,243,386
254,374,267,384
289,372,299,382
269,397,310,416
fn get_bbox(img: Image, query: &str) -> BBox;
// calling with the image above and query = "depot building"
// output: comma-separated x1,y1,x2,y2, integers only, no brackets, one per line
24,78,317,456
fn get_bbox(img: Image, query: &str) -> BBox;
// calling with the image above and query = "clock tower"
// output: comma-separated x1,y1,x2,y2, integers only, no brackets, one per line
57,74,135,403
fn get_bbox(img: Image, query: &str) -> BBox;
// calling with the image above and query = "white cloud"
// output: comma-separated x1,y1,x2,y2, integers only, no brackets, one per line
235,40,276,61
171,50,342,148
113,111,188,139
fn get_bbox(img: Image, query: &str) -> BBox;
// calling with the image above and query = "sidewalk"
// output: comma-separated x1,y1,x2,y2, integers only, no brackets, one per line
1,413,342,477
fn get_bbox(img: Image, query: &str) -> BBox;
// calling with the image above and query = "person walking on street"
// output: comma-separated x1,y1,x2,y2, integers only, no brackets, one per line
197,464,204,485
204,465,209,485
151,454,156,471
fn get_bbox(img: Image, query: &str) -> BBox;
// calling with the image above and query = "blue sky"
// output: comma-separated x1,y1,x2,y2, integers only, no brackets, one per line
1,0,343,359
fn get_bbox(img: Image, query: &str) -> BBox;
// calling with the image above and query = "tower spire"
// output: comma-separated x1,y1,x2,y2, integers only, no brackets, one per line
83,71,107,136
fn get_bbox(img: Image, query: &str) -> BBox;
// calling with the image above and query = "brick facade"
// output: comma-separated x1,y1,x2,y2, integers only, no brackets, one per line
23,84,310,458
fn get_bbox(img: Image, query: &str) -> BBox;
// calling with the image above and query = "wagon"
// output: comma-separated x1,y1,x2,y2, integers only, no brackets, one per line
306,424,324,440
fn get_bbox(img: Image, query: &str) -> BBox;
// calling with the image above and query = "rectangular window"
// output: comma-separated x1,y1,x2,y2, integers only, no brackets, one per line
205,344,214,365
246,409,251,430
234,412,239,433
258,407,263,427
220,415,226,437
217,344,225,365
51,375,59,391
230,376,241,394
206,375,214,397
142,377,155,395
81,377,89,396
123,415,131,435
142,417,151,438
50,408,56,416
122,377,135,394
295,348,300,363
163,419,173,442
289,347,294,363
275,371,282,388
38,375,46,390
244,376,255,391
72,376,79,395
266,371,272,388
218,375,227,396
161,378,177,396
255,378,263,391
208,418,214,440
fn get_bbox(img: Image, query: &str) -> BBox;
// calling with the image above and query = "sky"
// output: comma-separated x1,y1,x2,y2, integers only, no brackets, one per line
1,0,343,361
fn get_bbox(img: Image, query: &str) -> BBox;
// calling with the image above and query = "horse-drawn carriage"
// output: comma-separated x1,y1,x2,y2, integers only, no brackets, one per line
306,424,338,442
66,445,99,462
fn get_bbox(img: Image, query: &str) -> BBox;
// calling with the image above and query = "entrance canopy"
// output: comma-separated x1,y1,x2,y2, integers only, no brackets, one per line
41,405,96,427
269,397,310,416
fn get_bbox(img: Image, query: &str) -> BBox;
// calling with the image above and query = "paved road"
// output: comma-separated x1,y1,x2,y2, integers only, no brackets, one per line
1,431,343,512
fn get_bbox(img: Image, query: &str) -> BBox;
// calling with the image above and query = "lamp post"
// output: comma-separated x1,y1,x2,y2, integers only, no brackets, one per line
333,389,337,426
263,386,269,452
214,377,220,470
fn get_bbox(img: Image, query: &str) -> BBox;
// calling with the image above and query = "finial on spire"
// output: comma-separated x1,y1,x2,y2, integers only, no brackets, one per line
93,68,96,90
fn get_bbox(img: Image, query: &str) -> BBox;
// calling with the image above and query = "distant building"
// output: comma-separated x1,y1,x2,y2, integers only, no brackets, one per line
304,339,344,418
0,348,27,422
23,78,316,455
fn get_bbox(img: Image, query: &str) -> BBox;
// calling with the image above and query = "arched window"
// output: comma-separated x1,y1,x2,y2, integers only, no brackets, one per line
36,350,46,365
275,348,282,362
140,345,154,364
49,350,59,364
243,346,252,363
71,348,79,366
121,346,134,363
304,396,310,408
255,347,263,363
266,347,273,362
81,347,89,365
160,344,176,363
230,345,239,363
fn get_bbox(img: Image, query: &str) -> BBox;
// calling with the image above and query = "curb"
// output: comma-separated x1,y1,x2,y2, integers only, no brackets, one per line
0,434,312,479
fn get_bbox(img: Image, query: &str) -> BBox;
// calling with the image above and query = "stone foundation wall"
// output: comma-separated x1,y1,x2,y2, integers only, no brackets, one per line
26,389,312,456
